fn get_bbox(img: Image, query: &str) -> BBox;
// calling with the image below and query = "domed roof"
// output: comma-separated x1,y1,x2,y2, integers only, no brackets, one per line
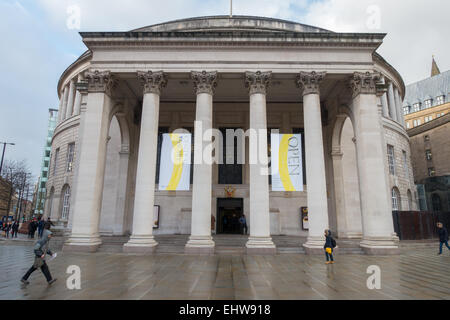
131,15,332,33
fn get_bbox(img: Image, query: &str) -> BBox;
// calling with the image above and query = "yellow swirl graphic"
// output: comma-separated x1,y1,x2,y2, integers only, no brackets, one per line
166,134,184,190
279,134,295,191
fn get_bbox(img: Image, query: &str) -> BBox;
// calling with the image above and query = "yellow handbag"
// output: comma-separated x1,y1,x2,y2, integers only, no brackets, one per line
326,247,332,254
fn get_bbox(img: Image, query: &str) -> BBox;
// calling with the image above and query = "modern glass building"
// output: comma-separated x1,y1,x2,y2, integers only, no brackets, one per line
34,108,58,215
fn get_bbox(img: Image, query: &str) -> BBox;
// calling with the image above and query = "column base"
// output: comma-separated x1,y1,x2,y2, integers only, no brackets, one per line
245,236,276,255
360,236,400,255
63,234,102,253
185,236,215,255
123,235,158,254
303,236,325,255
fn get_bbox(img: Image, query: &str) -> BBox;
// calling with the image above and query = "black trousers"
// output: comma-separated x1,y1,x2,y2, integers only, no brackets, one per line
12,230,18,238
22,261,52,282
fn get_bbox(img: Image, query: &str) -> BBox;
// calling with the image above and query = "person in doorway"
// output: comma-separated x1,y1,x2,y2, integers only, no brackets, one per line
239,214,248,235
324,229,336,264
21,222,57,285
437,222,450,255
11,220,19,238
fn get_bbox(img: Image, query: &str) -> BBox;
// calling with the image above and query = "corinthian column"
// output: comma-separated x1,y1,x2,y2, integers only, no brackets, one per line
350,72,399,255
296,71,329,254
185,71,217,254
65,79,76,119
124,71,167,254
244,71,276,254
63,70,117,252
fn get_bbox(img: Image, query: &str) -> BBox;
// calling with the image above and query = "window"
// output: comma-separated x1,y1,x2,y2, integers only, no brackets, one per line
424,99,432,108
53,148,59,175
436,95,445,105
413,103,421,112
66,143,75,172
391,188,401,211
61,185,71,220
436,112,445,118
428,167,436,177
45,150,50,157
406,122,411,129
403,106,410,115
402,151,409,179
432,193,441,211
424,135,430,142
425,150,432,161
424,115,433,123
407,190,413,211
413,119,421,127
387,145,396,175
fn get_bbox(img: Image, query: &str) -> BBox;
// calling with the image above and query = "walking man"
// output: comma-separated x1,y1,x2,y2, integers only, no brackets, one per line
21,222,57,285
437,222,450,255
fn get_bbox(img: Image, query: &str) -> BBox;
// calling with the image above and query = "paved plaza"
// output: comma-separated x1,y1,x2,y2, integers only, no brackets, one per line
1,242,449,300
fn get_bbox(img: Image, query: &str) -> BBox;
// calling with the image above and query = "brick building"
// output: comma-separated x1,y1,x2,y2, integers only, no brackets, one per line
0,177,12,217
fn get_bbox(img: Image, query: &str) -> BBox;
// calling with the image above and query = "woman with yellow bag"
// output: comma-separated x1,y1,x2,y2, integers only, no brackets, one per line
324,229,336,264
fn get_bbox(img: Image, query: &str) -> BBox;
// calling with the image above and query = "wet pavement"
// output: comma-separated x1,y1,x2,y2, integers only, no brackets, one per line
1,243,449,300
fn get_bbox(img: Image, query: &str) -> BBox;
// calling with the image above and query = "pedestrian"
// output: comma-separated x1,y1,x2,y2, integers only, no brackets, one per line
5,221,12,238
37,217,45,238
11,220,19,238
324,229,336,264
437,222,450,255
27,220,34,239
31,218,38,239
21,222,57,286
47,217,55,227
239,214,248,235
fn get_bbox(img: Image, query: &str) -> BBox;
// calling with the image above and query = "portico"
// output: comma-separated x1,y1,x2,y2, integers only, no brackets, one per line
54,16,408,256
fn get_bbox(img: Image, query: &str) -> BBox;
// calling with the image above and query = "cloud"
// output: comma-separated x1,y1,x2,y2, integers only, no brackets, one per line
302,0,450,85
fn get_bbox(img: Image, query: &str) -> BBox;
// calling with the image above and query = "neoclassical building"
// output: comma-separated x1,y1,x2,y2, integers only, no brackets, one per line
45,16,416,255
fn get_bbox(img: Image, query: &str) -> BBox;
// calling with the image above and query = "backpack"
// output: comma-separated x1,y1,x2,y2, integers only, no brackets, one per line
331,238,336,248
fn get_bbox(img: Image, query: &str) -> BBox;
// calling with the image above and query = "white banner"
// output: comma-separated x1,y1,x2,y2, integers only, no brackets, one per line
271,134,303,191
158,133,191,191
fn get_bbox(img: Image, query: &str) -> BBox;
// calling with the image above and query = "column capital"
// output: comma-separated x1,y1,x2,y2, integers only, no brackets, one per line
191,71,218,95
75,80,89,95
296,71,326,96
350,71,382,97
245,71,271,95
85,70,117,95
137,70,167,95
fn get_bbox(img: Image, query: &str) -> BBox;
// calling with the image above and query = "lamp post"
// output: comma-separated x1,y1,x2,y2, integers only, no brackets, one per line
0,142,15,176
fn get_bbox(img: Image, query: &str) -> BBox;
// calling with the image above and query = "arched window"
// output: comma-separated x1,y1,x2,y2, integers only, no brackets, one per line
61,185,71,220
392,187,401,211
407,190,413,211
432,193,442,212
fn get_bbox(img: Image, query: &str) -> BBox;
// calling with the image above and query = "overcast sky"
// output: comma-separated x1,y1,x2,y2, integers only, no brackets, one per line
0,0,449,181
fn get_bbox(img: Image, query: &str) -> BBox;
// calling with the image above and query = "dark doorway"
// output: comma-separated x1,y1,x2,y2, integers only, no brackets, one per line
217,198,244,234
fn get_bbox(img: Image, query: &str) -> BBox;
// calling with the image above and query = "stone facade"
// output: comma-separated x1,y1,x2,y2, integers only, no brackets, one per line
48,16,414,255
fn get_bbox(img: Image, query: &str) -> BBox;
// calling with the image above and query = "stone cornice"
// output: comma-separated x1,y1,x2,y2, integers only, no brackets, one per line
191,71,218,95
137,71,167,95
85,70,117,95
296,71,326,96
349,71,381,97
245,71,272,95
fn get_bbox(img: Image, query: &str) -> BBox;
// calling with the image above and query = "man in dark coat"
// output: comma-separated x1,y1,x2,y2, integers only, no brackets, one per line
437,222,450,255
11,220,19,238
21,222,57,285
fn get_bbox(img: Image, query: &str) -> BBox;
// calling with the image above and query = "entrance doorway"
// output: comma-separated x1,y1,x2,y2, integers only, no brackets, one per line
217,198,244,234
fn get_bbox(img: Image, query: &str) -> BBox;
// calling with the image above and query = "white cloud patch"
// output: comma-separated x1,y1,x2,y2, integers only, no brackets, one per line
302,0,450,84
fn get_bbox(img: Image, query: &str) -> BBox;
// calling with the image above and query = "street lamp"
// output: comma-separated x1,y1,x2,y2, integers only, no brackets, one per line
0,142,15,176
